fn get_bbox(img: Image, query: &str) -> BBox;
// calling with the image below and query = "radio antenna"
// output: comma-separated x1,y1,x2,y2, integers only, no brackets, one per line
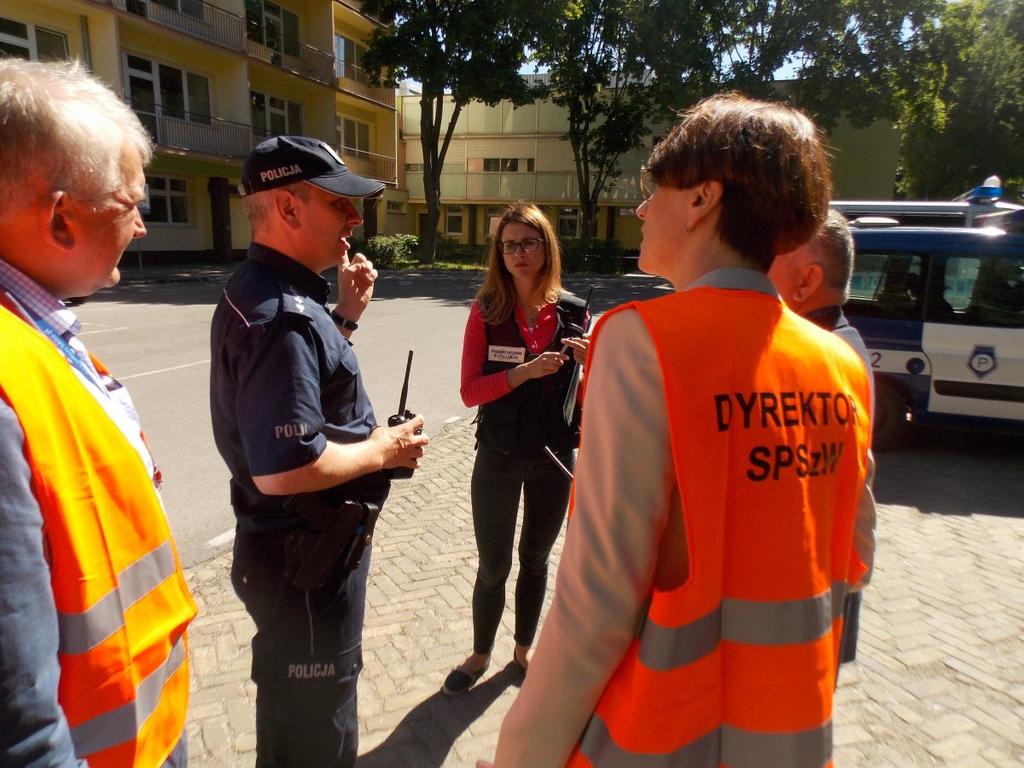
397,350,413,414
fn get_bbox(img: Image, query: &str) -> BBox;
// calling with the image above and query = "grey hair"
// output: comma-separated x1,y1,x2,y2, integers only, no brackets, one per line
242,182,309,231
815,209,855,300
0,58,153,219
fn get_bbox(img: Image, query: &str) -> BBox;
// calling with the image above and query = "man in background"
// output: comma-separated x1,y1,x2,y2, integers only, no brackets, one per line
769,208,877,664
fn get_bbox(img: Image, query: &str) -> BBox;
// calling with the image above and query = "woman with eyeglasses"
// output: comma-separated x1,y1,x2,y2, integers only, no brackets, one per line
442,202,589,695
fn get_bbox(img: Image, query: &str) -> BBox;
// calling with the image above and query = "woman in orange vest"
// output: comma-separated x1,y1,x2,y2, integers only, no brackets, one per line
483,93,873,767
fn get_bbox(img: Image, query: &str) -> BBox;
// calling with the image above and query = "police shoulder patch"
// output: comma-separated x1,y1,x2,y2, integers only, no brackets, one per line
280,288,315,321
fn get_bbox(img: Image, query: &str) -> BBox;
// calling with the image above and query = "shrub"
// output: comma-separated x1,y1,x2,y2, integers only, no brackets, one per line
589,239,624,274
560,239,588,273
364,234,419,269
559,238,625,273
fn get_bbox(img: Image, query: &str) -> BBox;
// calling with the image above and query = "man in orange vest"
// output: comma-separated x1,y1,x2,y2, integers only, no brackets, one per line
0,60,196,767
484,94,873,767
769,209,878,668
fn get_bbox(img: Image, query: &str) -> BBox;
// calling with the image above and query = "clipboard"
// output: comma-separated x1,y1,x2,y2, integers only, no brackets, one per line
562,288,594,428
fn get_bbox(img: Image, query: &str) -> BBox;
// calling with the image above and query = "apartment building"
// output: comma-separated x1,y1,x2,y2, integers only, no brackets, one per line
1,0,400,262
399,86,900,251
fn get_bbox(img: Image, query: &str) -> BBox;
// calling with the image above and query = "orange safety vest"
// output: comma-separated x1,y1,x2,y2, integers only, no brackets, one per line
0,305,197,768
568,287,871,768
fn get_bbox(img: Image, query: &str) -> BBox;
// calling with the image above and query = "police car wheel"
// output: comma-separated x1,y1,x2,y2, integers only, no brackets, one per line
873,382,909,451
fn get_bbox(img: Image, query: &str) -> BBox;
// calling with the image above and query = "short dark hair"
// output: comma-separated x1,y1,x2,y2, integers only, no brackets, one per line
815,209,855,300
645,92,832,271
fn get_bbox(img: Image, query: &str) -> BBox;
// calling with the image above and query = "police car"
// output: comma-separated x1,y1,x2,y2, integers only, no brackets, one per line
846,222,1024,448
832,175,1024,228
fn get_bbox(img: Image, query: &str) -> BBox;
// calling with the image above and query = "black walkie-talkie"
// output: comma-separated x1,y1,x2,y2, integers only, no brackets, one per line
387,350,418,479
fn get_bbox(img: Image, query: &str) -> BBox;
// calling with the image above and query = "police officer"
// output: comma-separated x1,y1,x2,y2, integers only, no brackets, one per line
209,136,428,767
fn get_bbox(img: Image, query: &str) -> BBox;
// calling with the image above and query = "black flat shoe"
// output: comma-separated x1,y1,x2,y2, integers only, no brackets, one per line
442,664,488,696
511,651,528,676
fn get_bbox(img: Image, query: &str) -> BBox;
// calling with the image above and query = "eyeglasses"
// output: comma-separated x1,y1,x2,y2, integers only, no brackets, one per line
500,237,545,255
640,168,656,202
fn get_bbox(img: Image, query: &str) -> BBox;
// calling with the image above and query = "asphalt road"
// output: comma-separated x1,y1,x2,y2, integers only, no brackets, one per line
76,269,671,567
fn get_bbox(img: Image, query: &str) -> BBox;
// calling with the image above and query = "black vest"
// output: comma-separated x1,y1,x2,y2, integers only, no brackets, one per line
475,292,587,456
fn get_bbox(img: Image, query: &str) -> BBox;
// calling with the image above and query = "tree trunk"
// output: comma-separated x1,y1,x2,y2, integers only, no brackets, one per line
420,195,440,265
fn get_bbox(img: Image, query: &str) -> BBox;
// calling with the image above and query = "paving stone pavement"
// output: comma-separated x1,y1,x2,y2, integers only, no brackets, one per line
184,418,1024,767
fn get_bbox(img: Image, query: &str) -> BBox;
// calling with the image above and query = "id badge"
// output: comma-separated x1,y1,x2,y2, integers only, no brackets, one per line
488,345,526,364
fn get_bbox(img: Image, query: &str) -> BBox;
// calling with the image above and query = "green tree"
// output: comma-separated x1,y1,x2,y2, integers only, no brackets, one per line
536,0,931,257
709,0,940,131
361,0,538,263
535,0,717,254
896,0,1024,199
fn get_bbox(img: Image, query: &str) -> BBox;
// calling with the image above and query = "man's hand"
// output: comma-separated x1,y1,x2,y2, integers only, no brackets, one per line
335,251,377,324
372,415,429,471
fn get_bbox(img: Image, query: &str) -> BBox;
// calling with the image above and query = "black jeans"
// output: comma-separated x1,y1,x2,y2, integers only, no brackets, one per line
470,446,573,655
231,527,369,768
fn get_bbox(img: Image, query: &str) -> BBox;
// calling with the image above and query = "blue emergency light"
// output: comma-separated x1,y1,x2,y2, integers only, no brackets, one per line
954,174,1003,203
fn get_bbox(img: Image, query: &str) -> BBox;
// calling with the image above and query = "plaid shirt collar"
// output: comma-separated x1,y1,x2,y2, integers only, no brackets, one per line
0,258,80,337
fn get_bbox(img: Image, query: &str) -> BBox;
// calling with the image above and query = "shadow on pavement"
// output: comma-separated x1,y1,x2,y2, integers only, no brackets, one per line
91,264,670,312
357,663,521,768
873,426,1024,518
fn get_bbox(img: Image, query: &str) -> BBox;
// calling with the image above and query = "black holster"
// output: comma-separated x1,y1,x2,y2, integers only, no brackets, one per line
282,495,381,591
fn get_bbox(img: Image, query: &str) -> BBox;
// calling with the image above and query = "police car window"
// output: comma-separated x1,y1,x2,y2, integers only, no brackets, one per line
944,254,1024,328
848,251,925,320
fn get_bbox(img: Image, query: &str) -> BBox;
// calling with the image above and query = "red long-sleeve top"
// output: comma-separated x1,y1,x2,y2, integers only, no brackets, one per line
460,300,560,407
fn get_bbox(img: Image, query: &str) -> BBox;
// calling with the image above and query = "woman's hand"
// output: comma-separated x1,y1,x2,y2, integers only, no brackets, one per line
505,350,566,390
527,350,567,379
561,336,590,366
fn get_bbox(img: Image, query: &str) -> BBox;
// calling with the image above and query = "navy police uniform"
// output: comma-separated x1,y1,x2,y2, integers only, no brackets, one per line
210,243,389,767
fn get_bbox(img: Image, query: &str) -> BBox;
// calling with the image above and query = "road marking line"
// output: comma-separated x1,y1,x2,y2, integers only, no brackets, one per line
208,529,235,547
79,326,129,335
119,359,210,380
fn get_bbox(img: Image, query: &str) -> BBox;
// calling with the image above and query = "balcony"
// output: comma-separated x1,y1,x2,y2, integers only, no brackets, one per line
112,0,245,52
335,61,395,108
405,171,643,203
333,0,384,25
338,147,396,184
246,28,335,86
132,103,253,158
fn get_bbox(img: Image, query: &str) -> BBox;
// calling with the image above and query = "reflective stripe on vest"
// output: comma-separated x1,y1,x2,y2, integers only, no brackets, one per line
638,582,850,670
69,633,186,756
580,714,832,768
0,305,196,767
58,541,176,654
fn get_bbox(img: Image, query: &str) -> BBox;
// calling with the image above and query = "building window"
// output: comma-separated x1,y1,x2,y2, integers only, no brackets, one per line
558,207,581,239
251,91,302,138
245,0,300,57
337,116,371,157
485,205,504,236
386,200,406,214
405,163,424,172
144,176,189,224
446,205,463,235
0,16,69,61
334,34,367,80
479,157,533,173
125,54,211,125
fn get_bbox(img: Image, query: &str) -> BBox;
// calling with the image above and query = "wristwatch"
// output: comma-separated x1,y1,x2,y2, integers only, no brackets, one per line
330,310,359,331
